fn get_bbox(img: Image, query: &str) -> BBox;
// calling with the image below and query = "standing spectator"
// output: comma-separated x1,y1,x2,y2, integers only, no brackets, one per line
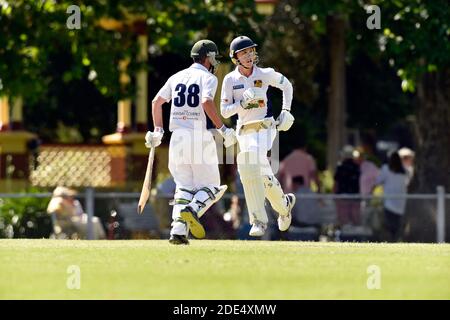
373,151,410,242
278,139,321,193
398,147,415,179
333,145,361,226
356,149,380,196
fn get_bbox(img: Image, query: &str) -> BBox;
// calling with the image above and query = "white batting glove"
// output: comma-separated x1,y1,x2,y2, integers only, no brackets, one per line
240,87,265,109
145,128,164,148
218,125,237,148
276,110,294,131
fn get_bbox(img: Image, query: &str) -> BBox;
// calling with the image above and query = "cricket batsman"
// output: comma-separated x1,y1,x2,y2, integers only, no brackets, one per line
220,36,296,237
145,39,236,245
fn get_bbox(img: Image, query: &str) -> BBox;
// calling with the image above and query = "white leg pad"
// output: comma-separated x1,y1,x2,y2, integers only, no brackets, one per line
190,185,228,219
263,175,289,216
237,151,268,224
170,188,194,236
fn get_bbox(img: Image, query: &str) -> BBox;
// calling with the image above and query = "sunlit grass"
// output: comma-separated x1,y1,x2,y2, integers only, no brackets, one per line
0,239,449,299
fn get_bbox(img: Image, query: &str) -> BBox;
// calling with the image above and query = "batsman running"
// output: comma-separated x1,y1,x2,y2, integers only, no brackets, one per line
221,36,296,237
146,39,236,245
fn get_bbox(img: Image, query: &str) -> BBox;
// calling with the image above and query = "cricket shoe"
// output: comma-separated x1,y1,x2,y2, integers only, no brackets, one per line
180,205,206,239
278,193,296,232
169,234,189,245
249,221,267,237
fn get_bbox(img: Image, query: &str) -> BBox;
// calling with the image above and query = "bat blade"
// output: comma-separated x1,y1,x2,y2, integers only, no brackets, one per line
137,147,156,214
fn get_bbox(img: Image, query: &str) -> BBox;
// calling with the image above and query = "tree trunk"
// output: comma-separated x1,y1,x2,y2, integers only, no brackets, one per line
411,69,450,192
326,15,347,172
403,69,450,242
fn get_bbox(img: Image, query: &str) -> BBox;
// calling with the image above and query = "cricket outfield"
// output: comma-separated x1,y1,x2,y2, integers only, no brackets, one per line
1,240,449,300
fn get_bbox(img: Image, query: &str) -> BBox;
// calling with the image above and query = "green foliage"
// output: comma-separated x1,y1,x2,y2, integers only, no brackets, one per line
0,0,263,101
0,0,263,142
350,0,450,92
0,189,52,239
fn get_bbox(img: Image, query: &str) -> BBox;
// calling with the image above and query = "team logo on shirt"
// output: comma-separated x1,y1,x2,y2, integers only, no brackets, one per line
254,80,263,88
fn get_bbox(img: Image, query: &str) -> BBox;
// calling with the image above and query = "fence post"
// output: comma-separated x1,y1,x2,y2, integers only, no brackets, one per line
86,187,95,240
436,186,445,243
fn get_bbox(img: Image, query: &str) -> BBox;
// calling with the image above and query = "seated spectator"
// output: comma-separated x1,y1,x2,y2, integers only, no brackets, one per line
47,186,105,239
333,145,361,226
291,176,321,229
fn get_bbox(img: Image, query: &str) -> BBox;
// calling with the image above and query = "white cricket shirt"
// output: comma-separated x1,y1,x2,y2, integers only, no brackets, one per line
220,65,293,124
155,63,218,131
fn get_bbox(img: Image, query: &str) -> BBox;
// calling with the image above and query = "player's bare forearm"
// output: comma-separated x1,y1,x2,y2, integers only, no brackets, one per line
202,98,224,129
152,96,166,128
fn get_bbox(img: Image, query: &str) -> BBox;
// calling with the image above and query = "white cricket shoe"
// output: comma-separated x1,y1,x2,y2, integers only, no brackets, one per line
249,221,267,237
278,193,296,232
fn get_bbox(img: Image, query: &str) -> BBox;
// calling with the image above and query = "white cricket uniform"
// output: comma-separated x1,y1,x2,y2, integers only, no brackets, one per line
220,66,293,175
220,65,294,225
156,63,220,188
155,63,221,235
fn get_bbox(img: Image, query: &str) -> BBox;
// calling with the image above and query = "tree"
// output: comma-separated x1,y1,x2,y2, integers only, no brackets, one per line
0,0,263,141
371,0,450,193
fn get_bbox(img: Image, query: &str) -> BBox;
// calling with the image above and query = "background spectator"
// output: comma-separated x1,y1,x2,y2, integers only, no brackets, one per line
278,139,321,193
47,186,105,239
373,151,410,242
291,176,321,229
398,147,415,179
356,148,380,196
333,145,361,226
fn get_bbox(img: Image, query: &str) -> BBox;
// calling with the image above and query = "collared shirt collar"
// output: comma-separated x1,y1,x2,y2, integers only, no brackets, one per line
234,65,257,79
191,63,209,72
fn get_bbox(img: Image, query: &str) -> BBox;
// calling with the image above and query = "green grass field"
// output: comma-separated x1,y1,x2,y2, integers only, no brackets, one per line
1,239,449,299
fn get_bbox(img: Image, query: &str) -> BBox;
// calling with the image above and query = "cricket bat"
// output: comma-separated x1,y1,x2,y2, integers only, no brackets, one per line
137,147,156,214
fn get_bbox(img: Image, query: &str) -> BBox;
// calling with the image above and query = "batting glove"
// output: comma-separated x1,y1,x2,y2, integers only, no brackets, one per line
218,125,237,148
240,87,265,110
145,127,164,148
276,110,294,131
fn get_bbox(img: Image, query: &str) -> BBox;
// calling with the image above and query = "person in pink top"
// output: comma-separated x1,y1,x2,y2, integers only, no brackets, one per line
278,140,321,193
356,149,380,196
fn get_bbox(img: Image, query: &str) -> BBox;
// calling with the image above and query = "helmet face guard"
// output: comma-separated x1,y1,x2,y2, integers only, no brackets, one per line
191,39,221,74
229,36,258,68
232,48,259,68
207,51,220,74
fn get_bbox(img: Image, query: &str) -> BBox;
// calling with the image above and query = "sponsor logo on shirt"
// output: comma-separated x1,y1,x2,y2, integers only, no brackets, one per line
172,110,201,120
232,84,244,90
254,80,263,88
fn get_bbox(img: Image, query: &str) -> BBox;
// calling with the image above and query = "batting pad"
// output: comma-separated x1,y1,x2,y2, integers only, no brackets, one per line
263,175,289,216
237,151,268,224
193,185,228,218
172,188,195,220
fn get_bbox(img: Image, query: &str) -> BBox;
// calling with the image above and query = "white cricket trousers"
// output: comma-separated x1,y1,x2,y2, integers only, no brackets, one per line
168,128,220,235
236,119,290,224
